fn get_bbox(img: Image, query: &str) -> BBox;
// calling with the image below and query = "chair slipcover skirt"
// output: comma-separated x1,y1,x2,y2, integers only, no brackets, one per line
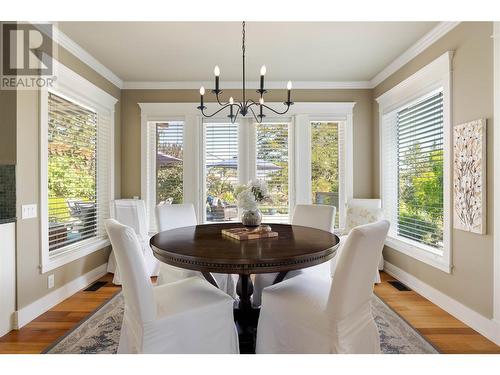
256,221,389,354
118,278,239,354
105,219,239,354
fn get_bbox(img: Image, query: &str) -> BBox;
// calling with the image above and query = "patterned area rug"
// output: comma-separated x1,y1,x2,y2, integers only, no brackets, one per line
44,293,438,354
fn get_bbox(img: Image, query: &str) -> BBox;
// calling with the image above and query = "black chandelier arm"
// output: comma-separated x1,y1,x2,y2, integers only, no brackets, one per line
248,106,262,124
215,91,228,107
245,99,260,108
260,102,292,115
200,102,241,118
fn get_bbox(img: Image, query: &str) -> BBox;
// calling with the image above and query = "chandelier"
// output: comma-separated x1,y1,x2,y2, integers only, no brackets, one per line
197,21,293,124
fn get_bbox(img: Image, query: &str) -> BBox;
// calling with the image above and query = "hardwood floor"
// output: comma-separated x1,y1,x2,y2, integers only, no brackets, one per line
0,274,120,354
1,271,499,354
374,272,500,354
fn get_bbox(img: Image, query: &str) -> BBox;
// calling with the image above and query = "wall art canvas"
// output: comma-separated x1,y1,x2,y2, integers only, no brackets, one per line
453,119,486,234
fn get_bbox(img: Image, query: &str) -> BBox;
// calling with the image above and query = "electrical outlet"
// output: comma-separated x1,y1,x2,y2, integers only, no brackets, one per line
48,274,55,289
22,204,37,219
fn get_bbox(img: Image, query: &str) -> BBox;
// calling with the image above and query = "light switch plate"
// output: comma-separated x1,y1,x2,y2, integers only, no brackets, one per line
48,274,55,289
21,204,37,219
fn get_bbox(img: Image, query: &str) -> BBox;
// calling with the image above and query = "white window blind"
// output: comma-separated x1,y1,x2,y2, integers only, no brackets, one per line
205,122,239,223
156,122,184,205
383,91,444,252
311,121,340,227
47,92,102,252
256,123,289,224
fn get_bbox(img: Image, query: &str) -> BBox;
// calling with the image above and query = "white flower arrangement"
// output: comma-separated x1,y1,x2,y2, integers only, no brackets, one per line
236,179,270,211
236,189,258,211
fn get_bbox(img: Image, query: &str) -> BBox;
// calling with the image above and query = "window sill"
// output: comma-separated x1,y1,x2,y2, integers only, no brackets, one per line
41,237,110,274
385,235,451,274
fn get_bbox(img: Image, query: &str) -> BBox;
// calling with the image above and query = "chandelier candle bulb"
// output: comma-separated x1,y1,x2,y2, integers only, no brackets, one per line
287,81,292,103
199,86,205,108
214,66,220,92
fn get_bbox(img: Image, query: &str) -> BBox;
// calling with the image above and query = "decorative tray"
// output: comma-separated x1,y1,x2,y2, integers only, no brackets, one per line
221,225,278,241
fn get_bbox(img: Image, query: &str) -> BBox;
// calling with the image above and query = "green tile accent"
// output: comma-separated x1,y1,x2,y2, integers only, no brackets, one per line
0,164,16,222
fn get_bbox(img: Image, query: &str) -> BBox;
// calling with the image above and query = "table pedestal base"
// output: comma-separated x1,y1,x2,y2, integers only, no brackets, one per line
233,307,260,354
235,274,258,353
201,272,290,353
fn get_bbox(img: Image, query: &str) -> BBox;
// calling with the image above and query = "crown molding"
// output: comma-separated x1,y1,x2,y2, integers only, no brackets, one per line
123,80,372,90
34,21,461,92
34,22,124,89
369,21,461,88
138,101,356,117
125,19,461,92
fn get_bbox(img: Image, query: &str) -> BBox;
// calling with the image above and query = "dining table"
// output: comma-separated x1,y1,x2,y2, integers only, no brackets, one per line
150,222,340,353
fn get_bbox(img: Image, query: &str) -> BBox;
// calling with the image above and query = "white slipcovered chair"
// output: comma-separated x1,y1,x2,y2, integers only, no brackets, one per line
334,198,384,283
105,219,239,354
252,204,336,307
107,199,159,284
156,203,237,298
256,220,390,354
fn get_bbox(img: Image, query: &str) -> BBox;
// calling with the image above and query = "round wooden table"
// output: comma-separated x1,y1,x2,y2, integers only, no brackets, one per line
150,222,339,352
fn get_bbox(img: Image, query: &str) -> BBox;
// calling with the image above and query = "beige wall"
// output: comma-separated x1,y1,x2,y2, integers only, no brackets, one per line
15,41,121,309
372,22,494,317
121,88,374,199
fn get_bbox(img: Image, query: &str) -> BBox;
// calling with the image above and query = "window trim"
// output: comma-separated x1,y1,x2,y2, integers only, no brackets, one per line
376,51,453,273
40,61,117,274
140,102,355,232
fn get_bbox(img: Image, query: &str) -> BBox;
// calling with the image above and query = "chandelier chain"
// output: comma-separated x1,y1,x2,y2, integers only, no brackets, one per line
242,21,246,106
242,21,245,55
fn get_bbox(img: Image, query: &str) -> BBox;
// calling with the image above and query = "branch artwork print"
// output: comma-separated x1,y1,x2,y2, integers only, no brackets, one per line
453,119,486,234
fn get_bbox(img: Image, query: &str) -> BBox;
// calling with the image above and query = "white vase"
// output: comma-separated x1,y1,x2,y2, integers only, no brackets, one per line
241,209,262,228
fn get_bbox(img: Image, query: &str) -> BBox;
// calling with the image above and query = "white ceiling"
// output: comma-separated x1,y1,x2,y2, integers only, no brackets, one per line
57,22,438,83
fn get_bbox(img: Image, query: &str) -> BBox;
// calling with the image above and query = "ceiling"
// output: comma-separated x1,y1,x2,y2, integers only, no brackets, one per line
57,22,438,83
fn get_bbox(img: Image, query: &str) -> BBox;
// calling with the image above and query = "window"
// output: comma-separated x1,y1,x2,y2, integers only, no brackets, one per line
41,62,116,273
382,92,445,254
140,102,355,234
256,122,290,223
396,92,444,250
311,121,340,227
156,121,184,204
47,93,98,252
205,122,239,223
377,51,451,272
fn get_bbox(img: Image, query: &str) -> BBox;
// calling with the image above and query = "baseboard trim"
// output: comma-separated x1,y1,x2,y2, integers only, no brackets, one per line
384,261,500,346
14,263,108,329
